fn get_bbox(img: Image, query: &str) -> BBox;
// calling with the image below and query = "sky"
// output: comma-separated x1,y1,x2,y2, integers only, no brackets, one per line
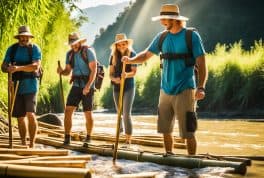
75,0,131,9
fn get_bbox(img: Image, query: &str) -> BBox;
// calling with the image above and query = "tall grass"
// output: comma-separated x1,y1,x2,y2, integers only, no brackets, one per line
98,41,264,113
0,0,78,114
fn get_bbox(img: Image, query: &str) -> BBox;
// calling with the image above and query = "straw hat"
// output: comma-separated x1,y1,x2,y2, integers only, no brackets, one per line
110,33,133,49
14,25,34,39
68,32,87,45
152,4,189,21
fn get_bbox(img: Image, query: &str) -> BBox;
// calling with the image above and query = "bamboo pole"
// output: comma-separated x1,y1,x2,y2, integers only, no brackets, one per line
10,81,19,117
0,154,37,160
38,127,64,138
113,172,161,178
113,62,126,163
7,72,13,148
38,121,63,130
0,148,69,156
0,160,87,168
79,134,186,149
30,155,91,161
0,164,91,178
0,143,28,149
58,60,65,111
36,135,247,175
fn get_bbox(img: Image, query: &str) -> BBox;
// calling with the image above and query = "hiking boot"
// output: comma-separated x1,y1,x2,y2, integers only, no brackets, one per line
63,135,71,145
83,135,91,143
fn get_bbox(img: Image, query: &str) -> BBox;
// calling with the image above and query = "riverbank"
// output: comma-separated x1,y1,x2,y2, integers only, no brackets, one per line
94,108,264,119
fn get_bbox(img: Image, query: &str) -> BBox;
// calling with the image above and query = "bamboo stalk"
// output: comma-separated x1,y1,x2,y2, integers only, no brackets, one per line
113,62,127,163
0,143,28,149
0,154,37,160
7,72,13,149
38,121,63,130
39,127,64,138
0,148,69,156
113,172,161,178
0,164,91,178
0,160,87,168
58,60,65,111
80,134,186,149
36,137,247,175
31,155,92,161
0,135,21,140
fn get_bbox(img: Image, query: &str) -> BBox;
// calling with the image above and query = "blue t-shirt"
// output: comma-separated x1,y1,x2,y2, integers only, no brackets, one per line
66,47,96,88
147,28,205,95
3,44,42,94
109,51,137,92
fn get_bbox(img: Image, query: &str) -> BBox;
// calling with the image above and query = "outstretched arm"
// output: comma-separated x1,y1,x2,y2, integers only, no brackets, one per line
122,50,154,64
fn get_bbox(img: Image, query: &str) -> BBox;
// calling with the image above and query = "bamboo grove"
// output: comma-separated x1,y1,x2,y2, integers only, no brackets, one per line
0,0,79,115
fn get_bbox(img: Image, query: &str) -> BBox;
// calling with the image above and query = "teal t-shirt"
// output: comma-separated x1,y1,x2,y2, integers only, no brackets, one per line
147,28,206,95
3,44,42,94
66,47,96,88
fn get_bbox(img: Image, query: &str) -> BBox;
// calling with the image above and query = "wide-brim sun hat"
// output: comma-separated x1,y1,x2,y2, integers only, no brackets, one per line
110,33,133,49
68,32,87,45
151,4,189,21
14,25,34,39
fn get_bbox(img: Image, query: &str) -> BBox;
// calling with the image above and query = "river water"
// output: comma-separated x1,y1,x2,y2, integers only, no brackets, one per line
64,112,264,178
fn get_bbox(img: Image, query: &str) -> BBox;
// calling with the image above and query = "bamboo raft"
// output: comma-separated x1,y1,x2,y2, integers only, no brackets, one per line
0,120,255,177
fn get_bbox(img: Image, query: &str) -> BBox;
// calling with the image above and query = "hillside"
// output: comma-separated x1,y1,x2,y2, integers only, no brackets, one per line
93,0,264,65
79,2,129,44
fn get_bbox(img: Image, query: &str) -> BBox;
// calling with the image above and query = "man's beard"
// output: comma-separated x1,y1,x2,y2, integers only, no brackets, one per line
166,23,173,30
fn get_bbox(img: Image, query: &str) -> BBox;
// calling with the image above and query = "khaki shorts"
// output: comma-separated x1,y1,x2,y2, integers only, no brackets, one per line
157,89,197,139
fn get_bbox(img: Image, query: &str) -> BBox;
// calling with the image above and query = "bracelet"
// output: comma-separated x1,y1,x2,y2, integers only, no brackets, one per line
198,87,205,92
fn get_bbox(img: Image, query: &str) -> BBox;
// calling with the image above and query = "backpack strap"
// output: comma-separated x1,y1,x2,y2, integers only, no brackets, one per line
68,49,74,68
159,28,197,67
10,43,34,64
158,30,169,52
186,27,196,55
69,45,90,68
27,43,33,61
80,45,89,64
10,43,19,64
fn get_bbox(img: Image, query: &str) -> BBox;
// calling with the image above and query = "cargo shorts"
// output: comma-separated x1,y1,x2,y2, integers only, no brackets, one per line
157,89,197,139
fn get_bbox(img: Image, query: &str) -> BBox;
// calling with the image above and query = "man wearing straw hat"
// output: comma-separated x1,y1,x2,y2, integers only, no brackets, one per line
57,32,97,145
123,4,208,155
1,25,42,148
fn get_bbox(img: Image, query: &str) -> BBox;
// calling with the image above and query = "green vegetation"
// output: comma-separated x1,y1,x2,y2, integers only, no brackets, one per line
93,0,264,65
98,41,264,114
0,0,80,115
0,0,263,117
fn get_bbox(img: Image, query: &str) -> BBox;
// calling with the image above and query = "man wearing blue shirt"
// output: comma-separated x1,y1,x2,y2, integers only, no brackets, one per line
57,33,97,145
1,25,42,148
123,4,208,155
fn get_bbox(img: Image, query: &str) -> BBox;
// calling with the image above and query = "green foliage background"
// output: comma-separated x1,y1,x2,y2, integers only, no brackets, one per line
0,0,78,115
99,42,264,114
0,0,263,117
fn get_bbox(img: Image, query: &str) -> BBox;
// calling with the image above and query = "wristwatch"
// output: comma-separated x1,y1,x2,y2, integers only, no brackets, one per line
197,87,205,92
